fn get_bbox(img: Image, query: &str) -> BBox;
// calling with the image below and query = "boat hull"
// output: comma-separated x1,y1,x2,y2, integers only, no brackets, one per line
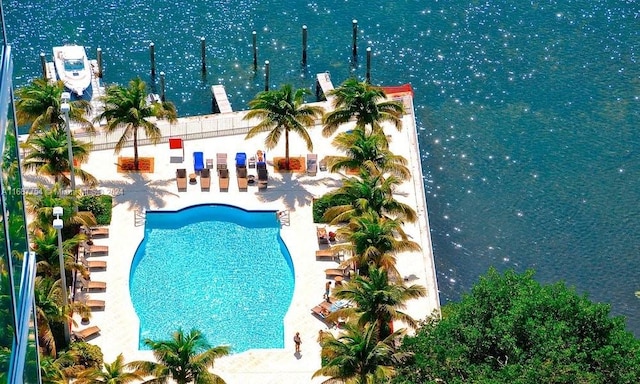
52,45,92,97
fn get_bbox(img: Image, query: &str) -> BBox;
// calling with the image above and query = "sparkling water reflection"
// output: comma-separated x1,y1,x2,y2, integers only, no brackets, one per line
6,0,640,334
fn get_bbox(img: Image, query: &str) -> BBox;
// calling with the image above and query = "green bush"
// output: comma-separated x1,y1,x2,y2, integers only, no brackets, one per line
60,341,103,376
78,195,112,225
312,193,352,223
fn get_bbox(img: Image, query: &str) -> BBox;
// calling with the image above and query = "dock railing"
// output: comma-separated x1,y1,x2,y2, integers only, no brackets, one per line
68,100,329,152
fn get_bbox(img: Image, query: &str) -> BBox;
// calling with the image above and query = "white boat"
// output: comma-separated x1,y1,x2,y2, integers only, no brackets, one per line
52,45,92,97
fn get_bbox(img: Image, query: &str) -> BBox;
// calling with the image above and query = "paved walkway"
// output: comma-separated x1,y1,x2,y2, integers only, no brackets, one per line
24,96,439,383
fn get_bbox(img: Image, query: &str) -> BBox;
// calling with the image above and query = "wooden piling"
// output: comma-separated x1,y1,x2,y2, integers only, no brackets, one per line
352,19,358,60
302,25,308,66
200,37,206,73
96,48,103,78
150,42,156,76
264,60,270,91
40,53,47,80
366,47,371,83
252,31,258,70
160,71,166,101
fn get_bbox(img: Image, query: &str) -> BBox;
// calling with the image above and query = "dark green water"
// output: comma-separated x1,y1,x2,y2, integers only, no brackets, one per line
6,1,640,333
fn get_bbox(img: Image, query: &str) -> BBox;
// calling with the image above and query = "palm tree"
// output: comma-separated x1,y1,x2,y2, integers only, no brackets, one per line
31,226,89,280
326,128,410,180
331,267,426,339
313,322,407,384
337,211,421,278
34,276,68,356
322,172,417,224
94,77,177,170
40,354,71,384
15,78,93,135
244,84,324,170
22,128,98,187
131,328,230,384
25,183,97,232
76,353,144,384
322,78,404,137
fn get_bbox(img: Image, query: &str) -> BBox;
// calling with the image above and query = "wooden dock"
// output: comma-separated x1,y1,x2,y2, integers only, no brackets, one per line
316,72,335,102
210,85,233,114
45,62,57,81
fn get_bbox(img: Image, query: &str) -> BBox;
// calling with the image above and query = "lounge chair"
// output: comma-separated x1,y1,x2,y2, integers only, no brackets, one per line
237,166,248,191
257,168,268,190
311,299,351,321
216,153,227,170
316,249,340,261
235,152,247,168
83,259,107,270
73,326,101,340
325,266,349,278
307,153,318,176
85,300,105,310
88,226,109,238
193,152,205,173
200,168,211,191
85,245,109,256
169,138,184,163
176,168,187,191
317,227,329,244
206,158,214,169
80,279,106,291
248,155,256,168
219,168,230,191
310,301,333,319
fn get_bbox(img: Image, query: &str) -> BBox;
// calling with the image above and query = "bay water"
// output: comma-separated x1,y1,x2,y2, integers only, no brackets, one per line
5,1,639,333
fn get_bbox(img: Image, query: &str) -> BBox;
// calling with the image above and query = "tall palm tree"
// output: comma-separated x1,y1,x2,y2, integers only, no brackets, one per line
94,77,177,170
22,128,98,187
25,183,97,232
323,172,417,224
337,211,421,278
34,276,67,356
326,128,410,180
131,328,230,384
322,78,404,137
76,353,144,384
244,84,324,170
330,267,426,339
15,78,93,135
31,226,89,280
313,322,407,384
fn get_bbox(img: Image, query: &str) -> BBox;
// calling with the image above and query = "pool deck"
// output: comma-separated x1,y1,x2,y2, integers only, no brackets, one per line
24,95,439,383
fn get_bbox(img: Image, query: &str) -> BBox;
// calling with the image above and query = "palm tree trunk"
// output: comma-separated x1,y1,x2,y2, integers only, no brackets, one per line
133,127,139,171
285,128,290,170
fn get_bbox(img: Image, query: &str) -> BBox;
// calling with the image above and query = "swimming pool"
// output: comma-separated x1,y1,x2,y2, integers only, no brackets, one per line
129,204,295,352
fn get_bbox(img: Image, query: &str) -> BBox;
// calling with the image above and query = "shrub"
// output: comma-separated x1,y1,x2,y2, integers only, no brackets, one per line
312,193,352,223
60,341,103,376
78,195,112,225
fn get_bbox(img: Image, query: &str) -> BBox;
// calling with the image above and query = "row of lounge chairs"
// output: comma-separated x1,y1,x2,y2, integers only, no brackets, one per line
72,226,110,341
176,151,268,192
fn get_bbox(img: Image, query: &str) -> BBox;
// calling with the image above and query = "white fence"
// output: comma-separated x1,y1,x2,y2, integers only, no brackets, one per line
73,110,256,151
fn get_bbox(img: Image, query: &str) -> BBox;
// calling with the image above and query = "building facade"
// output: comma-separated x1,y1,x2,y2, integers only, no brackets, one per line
0,1,41,383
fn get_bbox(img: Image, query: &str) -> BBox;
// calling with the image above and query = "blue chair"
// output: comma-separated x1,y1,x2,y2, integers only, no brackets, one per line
193,152,205,172
235,152,247,168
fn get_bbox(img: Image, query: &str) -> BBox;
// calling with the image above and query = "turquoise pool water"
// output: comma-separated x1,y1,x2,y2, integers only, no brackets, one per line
129,204,294,352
